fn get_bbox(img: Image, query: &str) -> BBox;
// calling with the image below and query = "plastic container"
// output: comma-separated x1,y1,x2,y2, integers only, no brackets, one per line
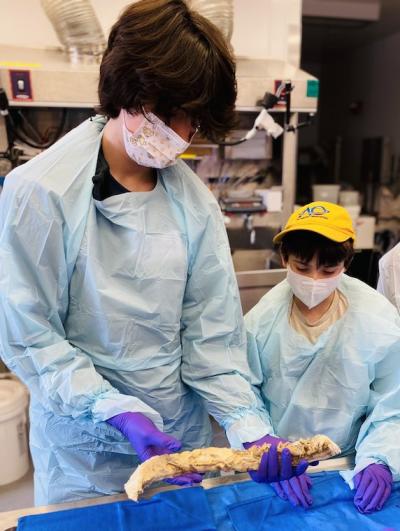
0,377,29,485
345,205,361,223
355,216,376,250
339,190,360,206
312,184,340,204
255,188,282,212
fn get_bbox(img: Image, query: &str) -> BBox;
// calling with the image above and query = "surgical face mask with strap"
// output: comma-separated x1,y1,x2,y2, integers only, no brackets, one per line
286,266,344,309
122,110,190,169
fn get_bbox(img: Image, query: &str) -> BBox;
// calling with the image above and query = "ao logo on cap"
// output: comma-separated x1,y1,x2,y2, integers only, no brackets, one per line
297,205,330,220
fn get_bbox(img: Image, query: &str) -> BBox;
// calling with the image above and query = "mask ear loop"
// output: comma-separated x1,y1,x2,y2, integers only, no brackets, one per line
122,108,148,134
189,125,200,142
142,108,157,126
122,108,131,130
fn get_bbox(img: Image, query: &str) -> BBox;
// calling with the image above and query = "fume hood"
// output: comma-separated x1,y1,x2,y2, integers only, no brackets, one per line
0,45,318,113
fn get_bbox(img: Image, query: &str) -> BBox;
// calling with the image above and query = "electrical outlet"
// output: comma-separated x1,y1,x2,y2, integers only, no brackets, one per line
9,70,33,101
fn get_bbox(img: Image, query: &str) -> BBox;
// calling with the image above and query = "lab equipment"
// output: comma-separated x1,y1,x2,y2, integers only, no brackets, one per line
345,204,362,223
189,0,233,41
353,463,393,514
341,192,362,227
245,274,400,484
354,215,376,249
241,109,284,142
256,187,283,212
41,0,106,63
339,190,360,206
220,194,266,214
312,184,341,203
0,115,269,505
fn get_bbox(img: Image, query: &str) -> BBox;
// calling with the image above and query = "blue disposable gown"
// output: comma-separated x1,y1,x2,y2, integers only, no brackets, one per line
0,116,269,505
245,275,400,484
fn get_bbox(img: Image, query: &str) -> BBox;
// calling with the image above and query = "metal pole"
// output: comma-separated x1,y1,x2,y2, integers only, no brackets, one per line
281,112,298,225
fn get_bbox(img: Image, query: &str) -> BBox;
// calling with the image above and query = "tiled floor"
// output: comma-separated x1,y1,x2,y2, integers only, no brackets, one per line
0,466,34,513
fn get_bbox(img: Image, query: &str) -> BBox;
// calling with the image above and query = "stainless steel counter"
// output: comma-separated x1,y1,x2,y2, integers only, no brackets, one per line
0,456,353,531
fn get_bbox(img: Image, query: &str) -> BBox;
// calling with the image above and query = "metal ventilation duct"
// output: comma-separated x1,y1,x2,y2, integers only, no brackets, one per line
189,0,234,41
41,0,106,64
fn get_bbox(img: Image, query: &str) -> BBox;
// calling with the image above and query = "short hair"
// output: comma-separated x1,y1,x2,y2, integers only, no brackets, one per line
98,0,237,140
279,230,355,269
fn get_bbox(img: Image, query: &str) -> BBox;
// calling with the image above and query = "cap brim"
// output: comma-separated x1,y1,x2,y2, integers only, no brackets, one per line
273,225,354,245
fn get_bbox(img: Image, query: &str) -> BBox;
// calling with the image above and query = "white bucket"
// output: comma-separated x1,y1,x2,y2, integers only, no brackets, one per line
312,184,340,204
0,376,29,485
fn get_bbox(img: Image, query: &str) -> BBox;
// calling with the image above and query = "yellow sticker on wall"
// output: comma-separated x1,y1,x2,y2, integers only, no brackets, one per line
0,61,42,68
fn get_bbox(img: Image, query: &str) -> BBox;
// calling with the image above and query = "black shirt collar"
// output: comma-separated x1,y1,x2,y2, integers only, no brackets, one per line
92,147,129,201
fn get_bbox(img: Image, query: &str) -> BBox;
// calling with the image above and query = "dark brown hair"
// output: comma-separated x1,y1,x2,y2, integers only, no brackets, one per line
279,230,355,269
98,0,237,140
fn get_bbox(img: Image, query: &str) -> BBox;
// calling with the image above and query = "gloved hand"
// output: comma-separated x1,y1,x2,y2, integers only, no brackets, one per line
243,434,309,483
353,463,393,514
272,474,313,509
107,412,202,486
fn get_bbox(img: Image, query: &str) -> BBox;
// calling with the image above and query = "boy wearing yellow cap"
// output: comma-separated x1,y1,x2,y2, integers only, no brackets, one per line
244,201,400,514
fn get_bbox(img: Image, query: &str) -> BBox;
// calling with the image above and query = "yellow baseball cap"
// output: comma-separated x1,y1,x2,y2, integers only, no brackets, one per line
273,201,356,244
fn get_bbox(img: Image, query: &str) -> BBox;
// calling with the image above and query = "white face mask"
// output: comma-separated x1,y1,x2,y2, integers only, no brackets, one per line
122,110,190,169
286,266,344,309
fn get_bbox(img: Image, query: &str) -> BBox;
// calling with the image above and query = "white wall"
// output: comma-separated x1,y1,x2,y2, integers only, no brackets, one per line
0,0,302,64
232,0,301,64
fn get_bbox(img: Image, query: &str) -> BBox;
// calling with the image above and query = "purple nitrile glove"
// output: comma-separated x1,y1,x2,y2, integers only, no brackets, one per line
243,434,309,483
107,412,202,486
353,464,393,514
272,474,313,509
246,435,313,508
